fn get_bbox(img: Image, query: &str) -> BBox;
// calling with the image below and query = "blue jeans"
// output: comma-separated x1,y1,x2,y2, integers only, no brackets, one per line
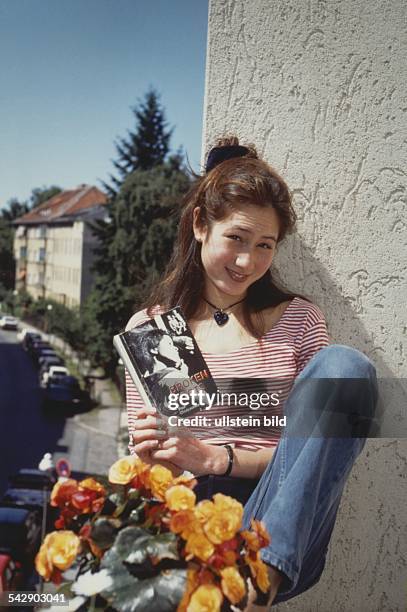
194,345,378,604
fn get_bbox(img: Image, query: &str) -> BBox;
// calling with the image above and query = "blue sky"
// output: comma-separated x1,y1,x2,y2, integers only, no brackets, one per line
0,0,208,208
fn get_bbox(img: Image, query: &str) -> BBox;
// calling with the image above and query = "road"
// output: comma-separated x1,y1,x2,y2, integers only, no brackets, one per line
0,329,66,495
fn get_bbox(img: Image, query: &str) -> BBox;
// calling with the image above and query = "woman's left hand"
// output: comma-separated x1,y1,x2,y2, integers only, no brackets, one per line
150,434,226,477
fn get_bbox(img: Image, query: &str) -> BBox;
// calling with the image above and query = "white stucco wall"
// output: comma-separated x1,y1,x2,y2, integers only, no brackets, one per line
203,1,407,610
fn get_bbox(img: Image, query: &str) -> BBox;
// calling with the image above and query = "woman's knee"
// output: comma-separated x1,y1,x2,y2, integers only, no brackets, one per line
305,344,377,381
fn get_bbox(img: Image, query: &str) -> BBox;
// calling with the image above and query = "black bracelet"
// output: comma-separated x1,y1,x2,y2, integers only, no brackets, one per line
221,444,234,477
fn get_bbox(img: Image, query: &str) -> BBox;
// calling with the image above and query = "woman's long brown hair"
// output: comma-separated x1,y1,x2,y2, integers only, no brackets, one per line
144,135,301,338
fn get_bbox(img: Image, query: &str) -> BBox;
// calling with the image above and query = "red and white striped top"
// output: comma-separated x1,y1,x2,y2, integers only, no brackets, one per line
125,297,329,452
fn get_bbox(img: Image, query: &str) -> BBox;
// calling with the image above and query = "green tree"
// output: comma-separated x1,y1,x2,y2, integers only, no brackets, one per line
30,185,62,208
102,87,174,198
84,162,190,375
0,198,29,289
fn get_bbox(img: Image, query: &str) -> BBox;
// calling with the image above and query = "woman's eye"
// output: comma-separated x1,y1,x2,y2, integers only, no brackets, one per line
258,243,273,250
227,234,242,241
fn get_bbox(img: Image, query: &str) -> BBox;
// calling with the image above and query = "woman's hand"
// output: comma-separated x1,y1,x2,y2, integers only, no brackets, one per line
132,405,228,476
150,428,227,477
131,406,183,475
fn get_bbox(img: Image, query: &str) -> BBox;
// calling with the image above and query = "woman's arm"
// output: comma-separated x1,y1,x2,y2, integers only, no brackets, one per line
131,404,276,479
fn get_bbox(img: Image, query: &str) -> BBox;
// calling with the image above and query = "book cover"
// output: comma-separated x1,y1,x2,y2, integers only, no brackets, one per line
113,307,217,417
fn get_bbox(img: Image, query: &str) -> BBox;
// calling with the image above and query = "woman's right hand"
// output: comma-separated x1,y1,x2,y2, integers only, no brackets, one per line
131,405,183,475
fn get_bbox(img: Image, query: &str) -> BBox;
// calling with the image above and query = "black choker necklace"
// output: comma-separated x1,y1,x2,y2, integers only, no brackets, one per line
203,297,245,326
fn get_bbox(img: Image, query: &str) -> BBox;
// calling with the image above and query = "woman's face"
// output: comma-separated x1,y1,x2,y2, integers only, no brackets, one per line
193,203,280,305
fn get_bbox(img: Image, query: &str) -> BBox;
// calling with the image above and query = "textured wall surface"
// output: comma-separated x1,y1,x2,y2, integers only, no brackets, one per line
203,1,407,610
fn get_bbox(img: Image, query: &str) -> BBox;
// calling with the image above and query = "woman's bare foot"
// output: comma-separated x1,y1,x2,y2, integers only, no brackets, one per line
244,566,283,611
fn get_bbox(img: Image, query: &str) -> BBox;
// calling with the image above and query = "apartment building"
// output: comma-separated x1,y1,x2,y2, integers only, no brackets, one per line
13,185,107,308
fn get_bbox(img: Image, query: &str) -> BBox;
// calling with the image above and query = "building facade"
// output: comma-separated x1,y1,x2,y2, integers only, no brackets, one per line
14,185,107,308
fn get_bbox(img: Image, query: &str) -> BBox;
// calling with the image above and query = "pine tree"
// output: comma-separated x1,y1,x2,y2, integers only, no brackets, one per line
102,87,173,198
85,92,191,375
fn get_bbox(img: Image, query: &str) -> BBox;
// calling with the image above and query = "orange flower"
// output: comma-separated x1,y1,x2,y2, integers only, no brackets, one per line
220,566,246,604
50,479,79,507
165,485,196,512
185,531,215,562
186,584,223,612
79,478,106,495
108,456,148,485
35,531,80,581
241,519,270,552
148,464,174,501
245,551,271,593
169,509,198,539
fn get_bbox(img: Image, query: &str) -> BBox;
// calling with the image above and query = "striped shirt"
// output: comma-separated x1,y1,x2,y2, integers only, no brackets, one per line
125,297,329,452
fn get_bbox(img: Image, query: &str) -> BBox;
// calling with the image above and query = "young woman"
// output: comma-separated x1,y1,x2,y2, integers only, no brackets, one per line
125,136,377,608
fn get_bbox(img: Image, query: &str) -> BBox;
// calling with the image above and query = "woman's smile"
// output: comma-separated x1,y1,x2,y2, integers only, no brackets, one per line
225,267,250,283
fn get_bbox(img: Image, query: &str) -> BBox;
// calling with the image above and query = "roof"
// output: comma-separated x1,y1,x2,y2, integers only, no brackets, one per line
13,185,107,226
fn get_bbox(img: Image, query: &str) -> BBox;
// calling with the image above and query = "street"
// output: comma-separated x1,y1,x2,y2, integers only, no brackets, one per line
0,329,66,495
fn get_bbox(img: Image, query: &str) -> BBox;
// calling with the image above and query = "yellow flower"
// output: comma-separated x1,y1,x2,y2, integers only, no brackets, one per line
149,464,174,500
185,531,215,561
213,493,244,517
166,485,196,512
108,456,147,485
220,566,246,604
203,511,242,545
187,584,223,612
169,509,198,539
201,494,243,545
245,552,271,593
35,531,80,580
194,500,215,523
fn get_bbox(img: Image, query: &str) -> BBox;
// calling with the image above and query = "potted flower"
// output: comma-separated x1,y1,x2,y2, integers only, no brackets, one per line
35,457,271,611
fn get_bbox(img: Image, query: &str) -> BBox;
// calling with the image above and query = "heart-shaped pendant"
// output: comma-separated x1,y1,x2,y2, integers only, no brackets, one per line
214,310,229,326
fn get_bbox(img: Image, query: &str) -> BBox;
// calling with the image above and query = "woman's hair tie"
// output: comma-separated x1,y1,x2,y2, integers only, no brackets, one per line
205,145,250,173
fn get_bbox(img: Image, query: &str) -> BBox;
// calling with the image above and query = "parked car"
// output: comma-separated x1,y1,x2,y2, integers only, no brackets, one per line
0,507,42,566
28,340,51,358
0,315,18,330
22,332,42,351
38,356,65,379
43,375,90,410
31,347,58,367
0,468,56,593
2,470,57,533
40,365,70,388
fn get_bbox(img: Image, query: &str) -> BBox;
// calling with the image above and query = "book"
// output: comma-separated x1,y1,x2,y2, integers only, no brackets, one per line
113,307,217,418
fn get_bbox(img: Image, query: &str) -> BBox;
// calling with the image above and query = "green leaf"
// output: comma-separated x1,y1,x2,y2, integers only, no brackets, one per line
102,568,187,612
